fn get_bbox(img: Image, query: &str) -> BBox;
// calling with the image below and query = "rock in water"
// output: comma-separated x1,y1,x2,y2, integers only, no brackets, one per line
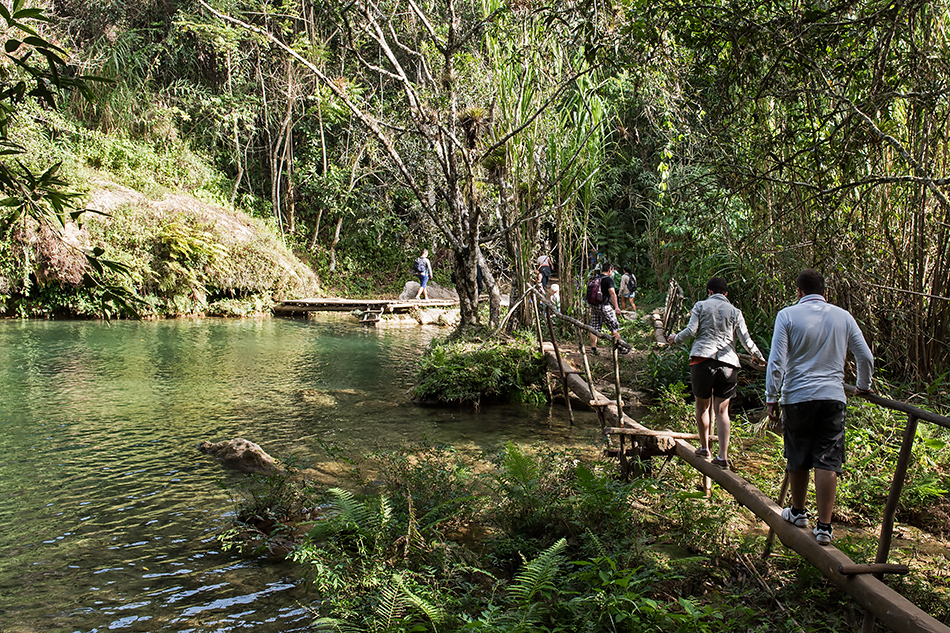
198,438,279,474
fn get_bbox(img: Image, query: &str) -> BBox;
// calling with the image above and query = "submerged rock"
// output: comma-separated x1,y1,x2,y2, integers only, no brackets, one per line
198,437,279,474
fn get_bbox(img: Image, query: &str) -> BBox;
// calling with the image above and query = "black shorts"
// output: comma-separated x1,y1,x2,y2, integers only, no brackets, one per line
689,358,737,399
782,400,847,473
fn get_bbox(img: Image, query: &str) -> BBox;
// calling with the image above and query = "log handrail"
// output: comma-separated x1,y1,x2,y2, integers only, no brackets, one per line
541,344,950,633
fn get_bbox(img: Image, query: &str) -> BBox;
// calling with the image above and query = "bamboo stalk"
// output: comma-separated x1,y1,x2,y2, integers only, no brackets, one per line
531,294,552,400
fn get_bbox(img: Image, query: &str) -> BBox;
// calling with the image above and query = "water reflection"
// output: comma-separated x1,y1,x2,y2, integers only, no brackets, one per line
0,317,598,631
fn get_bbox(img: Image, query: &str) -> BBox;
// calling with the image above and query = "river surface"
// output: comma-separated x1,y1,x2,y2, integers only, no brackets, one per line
0,316,599,632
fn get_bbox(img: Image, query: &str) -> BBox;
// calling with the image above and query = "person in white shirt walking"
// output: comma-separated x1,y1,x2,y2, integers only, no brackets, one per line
766,269,874,545
668,277,765,469
537,253,554,289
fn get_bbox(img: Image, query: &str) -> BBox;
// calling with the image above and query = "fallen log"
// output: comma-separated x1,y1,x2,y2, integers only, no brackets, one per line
541,343,950,633
645,312,667,346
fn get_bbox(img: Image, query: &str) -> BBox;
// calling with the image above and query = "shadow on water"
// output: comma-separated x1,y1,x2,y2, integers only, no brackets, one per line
0,317,599,632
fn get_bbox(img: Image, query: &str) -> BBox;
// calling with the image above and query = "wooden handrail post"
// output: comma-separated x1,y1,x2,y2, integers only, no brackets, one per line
764,471,790,558
862,413,920,633
545,308,575,426
575,326,605,429
531,293,552,400
612,344,623,421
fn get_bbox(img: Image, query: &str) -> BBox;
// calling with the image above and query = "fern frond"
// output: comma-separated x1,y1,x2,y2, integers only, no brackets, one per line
508,538,567,605
503,442,539,487
373,577,407,631
308,488,387,540
585,528,609,559
311,617,345,632
393,573,445,624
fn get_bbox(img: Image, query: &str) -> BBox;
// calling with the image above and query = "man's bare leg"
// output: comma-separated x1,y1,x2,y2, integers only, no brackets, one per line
788,469,810,511
815,469,837,524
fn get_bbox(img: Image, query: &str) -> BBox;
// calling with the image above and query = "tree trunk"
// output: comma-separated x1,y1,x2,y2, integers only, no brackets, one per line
329,215,343,272
477,247,501,328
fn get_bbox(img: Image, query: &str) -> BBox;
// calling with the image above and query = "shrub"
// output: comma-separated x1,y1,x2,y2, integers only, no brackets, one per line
410,335,547,407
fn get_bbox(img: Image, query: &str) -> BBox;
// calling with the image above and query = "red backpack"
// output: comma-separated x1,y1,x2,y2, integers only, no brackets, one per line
585,274,604,306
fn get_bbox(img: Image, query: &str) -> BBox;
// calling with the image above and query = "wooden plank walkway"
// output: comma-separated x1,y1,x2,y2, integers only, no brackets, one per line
274,297,459,316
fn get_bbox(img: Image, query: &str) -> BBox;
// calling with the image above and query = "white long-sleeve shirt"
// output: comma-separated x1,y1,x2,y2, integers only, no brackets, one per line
672,293,763,368
765,294,873,405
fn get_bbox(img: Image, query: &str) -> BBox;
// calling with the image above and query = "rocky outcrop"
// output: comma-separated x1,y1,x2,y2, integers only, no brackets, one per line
198,437,279,474
398,280,458,301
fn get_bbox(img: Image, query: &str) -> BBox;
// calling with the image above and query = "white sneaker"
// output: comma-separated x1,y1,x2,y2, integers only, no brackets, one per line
782,507,808,527
814,524,833,545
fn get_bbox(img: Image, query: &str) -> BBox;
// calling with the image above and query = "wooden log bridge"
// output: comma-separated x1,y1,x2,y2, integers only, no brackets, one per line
274,297,459,316
541,343,950,633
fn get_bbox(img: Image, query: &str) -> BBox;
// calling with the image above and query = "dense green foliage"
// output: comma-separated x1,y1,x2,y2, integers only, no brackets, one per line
1,0,948,390
220,434,949,632
410,333,548,406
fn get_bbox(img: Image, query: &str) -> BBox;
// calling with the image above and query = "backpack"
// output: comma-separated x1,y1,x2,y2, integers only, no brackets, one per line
585,274,604,306
413,257,426,274
623,273,637,293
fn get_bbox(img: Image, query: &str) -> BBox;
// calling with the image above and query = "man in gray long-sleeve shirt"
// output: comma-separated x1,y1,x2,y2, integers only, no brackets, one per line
668,277,765,468
766,269,873,545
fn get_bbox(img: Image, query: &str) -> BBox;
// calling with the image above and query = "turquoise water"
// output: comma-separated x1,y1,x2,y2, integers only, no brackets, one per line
0,317,598,632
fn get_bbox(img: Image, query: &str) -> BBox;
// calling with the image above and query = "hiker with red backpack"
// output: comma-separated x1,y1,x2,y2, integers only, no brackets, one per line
586,263,627,355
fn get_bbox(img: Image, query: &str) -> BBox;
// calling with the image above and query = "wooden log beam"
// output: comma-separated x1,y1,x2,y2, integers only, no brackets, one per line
844,385,950,429
603,427,715,441
840,563,910,576
530,289,632,351
735,354,950,430
541,344,950,633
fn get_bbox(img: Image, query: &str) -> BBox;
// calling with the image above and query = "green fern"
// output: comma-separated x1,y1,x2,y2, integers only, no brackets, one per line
508,537,567,605
584,528,609,559
374,579,407,631
392,573,445,624
308,488,392,541
502,442,539,490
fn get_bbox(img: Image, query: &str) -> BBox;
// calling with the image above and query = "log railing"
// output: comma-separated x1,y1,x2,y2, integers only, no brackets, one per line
530,288,950,633
843,385,950,633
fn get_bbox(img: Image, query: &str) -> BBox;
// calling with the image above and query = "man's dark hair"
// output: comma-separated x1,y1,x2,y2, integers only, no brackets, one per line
603,262,615,273
796,269,825,295
706,277,728,295
623,266,632,274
